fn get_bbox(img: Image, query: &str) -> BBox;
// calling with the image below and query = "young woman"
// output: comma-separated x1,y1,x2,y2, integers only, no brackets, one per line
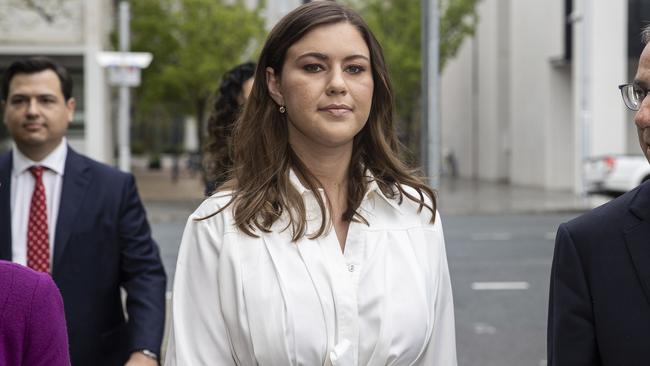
203,62,256,195
166,2,457,365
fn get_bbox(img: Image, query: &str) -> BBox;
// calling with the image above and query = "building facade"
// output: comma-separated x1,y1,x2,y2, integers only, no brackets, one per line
441,0,636,193
0,0,114,163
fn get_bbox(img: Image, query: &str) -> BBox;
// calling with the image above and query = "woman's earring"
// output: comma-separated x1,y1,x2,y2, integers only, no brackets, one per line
279,105,286,114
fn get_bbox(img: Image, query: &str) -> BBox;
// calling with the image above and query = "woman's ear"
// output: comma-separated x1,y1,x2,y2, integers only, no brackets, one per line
266,67,285,106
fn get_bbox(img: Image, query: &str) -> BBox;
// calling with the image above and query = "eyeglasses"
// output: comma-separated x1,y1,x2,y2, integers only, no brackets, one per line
618,83,650,111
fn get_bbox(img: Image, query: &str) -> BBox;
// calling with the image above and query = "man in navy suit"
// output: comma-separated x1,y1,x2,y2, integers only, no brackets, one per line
0,57,166,365
548,26,650,365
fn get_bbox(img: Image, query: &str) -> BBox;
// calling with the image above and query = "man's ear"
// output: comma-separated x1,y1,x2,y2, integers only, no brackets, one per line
65,98,76,124
266,67,285,106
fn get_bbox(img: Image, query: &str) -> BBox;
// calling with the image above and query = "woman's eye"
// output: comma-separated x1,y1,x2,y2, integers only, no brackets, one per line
346,65,366,74
304,64,323,73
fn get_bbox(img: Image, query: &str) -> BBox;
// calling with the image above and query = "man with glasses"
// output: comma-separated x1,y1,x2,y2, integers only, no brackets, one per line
548,26,650,365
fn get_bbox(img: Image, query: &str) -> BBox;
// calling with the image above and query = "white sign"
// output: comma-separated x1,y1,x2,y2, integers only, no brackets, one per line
97,51,153,87
97,51,153,68
107,66,141,87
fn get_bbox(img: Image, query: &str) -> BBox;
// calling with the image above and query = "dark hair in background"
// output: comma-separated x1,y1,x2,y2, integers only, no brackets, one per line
1,56,73,101
203,62,256,195
202,1,436,241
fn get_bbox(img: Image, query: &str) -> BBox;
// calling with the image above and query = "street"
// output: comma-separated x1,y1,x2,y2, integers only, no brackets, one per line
445,213,575,366
146,185,577,365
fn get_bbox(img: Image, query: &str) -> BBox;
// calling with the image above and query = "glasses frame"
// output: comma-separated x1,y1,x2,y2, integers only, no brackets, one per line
619,83,645,111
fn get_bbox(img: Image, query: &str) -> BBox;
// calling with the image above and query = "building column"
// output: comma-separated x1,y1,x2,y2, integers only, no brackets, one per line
83,0,112,164
572,0,627,194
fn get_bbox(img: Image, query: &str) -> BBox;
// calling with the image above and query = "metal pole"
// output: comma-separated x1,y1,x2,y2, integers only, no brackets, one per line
579,0,591,198
118,1,131,172
421,0,441,188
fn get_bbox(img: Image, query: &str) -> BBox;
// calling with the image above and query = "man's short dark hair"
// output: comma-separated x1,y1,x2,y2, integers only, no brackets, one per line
1,56,73,101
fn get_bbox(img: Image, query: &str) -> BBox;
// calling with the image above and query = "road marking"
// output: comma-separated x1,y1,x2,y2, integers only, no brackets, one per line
473,322,497,335
471,281,530,290
470,232,513,241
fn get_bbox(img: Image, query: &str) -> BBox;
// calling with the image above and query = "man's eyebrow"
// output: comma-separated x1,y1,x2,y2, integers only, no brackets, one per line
633,79,649,89
9,92,57,99
296,52,370,62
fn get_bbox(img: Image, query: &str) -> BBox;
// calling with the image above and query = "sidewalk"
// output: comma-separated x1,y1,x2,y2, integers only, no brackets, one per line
134,167,607,219
436,177,607,215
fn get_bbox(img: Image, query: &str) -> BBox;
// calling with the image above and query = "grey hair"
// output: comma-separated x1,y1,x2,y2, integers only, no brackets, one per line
642,24,650,45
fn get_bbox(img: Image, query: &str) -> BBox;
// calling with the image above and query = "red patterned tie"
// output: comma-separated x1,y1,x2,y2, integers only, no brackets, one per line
27,166,50,273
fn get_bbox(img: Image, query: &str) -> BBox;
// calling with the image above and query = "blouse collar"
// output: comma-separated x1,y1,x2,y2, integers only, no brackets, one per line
288,168,403,214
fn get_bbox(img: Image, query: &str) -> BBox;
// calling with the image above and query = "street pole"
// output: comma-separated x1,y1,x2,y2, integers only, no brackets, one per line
118,1,131,172
421,0,440,188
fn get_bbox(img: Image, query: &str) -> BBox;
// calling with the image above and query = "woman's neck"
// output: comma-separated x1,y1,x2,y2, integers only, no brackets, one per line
291,142,351,193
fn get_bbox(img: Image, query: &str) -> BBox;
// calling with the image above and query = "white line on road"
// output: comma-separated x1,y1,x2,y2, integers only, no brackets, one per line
473,322,497,335
470,232,513,241
471,281,530,290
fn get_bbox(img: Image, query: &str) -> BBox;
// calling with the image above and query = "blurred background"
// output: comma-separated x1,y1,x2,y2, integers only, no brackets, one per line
0,0,647,365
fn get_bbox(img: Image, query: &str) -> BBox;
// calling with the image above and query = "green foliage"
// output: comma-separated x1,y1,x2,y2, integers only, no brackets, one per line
126,0,264,152
344,0,479,161
440,0,480,70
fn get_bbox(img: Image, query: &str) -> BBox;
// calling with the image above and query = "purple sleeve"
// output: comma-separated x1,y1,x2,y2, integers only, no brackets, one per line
22,273,71,366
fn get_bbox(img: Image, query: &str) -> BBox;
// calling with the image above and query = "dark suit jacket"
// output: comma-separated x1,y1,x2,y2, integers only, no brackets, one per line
0,260,70,366
0,148,166,366
548,180,650,366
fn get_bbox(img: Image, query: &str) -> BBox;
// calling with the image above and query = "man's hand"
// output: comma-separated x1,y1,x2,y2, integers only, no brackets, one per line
125,351,158,366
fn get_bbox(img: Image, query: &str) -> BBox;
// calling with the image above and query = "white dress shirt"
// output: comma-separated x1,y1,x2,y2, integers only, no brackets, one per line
10,139,67,267
165,171,457,366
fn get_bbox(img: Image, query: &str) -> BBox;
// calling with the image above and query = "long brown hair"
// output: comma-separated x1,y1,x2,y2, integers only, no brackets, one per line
205,1,436,241
203,62,256,195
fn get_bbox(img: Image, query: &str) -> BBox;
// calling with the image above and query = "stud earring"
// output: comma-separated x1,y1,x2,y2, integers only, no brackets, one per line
279,105,286,114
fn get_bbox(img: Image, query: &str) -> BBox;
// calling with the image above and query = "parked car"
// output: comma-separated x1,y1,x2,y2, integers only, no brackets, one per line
585,155,650,196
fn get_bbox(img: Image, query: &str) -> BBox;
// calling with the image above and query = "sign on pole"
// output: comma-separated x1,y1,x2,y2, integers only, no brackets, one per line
97,51,152,87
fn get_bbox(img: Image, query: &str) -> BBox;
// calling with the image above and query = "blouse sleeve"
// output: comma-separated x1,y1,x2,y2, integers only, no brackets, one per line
164,205,236,365
418,211,458,365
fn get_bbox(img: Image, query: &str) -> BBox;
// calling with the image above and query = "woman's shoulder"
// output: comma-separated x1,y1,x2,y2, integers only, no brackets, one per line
0,261,60,313
0,260,47,287
190,190,235,219
392,184,438,222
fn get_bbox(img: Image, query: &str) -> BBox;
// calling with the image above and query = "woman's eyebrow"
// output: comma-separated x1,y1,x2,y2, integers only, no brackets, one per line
296,52,370,62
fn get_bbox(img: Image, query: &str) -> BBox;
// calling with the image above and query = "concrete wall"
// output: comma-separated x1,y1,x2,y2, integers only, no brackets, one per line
589,0,627,157
441,0,629,192
508,0,566,188
441,39,476,178
475,0,503,182
571,0,627,193
0,0,113,164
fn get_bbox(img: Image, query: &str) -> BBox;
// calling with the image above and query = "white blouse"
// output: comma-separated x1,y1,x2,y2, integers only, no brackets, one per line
165,173,457,366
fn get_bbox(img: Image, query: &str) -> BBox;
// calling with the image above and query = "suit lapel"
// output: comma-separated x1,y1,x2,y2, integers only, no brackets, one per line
625,181,650,307
0,152,12,261
53,148,91,274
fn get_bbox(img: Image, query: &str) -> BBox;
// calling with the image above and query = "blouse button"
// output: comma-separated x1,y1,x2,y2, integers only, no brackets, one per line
347,264,356,272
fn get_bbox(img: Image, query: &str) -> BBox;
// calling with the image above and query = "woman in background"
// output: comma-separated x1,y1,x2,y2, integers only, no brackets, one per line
203,62,256,195
167,2,456,365
0,260,70,365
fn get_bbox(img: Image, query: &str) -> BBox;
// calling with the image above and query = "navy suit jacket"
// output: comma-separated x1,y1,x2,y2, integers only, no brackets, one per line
0,147,166,366
548,180,650,366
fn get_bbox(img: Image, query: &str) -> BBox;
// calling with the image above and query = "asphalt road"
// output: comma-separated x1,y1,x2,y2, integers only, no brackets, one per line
444,213,576,366
149,205,578,365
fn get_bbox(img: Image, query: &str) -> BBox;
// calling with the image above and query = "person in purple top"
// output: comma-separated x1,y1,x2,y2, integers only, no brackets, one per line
0,260,70,365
